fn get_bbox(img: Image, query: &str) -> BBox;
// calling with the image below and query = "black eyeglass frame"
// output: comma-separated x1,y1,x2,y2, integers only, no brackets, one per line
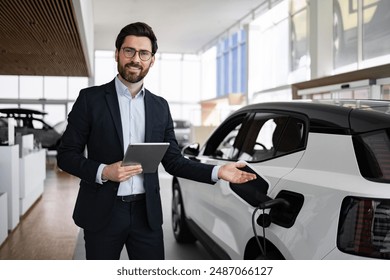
121,47,154,61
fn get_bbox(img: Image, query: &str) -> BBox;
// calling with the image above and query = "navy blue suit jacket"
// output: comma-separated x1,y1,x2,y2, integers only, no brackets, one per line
57,79,215,232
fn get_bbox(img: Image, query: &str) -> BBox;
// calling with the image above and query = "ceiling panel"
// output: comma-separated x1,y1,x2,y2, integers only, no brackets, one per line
93,0,266,53
0,0,88,76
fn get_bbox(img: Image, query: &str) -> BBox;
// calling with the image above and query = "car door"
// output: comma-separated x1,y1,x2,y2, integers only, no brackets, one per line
179,112,253,240
206,111,308,258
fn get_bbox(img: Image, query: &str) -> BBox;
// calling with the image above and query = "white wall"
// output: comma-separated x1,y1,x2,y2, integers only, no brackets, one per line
72,0,95,76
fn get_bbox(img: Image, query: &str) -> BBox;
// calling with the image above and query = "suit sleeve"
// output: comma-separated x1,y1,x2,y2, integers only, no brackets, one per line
159,99,215,184
57,90,100,184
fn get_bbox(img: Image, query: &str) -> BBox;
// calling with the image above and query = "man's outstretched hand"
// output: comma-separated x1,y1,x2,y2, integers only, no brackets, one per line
218,161,257,184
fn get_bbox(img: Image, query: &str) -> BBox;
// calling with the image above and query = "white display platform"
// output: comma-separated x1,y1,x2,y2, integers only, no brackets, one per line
19,149,46,216
0,145,20,231
0,192,8,246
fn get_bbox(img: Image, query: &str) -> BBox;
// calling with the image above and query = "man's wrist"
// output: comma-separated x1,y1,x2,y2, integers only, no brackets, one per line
212,165,221,182
96,163,108,184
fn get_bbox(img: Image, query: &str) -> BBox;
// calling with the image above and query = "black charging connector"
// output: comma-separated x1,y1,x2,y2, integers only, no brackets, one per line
259,198,290,209
252,197,290,258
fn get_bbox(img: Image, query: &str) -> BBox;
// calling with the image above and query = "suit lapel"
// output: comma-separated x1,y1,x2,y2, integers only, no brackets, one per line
144,89,153,143
105,80,124,152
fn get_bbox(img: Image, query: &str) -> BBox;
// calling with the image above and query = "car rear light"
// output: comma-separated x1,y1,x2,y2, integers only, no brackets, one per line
338,196,390,259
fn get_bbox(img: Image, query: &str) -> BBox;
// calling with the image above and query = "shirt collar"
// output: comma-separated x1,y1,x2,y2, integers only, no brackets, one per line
115,75,145,98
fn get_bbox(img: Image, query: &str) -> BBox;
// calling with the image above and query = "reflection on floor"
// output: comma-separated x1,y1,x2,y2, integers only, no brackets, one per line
0,162,212,260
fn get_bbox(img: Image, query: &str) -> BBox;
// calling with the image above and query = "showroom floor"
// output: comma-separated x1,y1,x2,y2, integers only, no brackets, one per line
0,158,212,260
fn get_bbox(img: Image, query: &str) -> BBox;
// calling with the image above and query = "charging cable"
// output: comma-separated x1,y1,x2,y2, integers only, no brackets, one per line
252,206,267,257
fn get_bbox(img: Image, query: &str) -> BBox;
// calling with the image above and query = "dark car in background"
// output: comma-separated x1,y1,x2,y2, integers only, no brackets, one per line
173,119,192,149
0,108,66,150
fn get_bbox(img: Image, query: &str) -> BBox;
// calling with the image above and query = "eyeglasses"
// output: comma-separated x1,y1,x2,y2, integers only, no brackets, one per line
121,47,154,61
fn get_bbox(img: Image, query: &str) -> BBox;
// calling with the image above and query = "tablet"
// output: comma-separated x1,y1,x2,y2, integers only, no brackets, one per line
122,142,170,173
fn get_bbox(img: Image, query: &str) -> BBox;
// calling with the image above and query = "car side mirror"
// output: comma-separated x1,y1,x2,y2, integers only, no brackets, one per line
182,143,200,157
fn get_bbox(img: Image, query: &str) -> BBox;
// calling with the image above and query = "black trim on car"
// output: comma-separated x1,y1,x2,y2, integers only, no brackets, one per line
350,109,390,134
232,102,352,135
224,101,390,135
270,190,304,228
352,129,390,183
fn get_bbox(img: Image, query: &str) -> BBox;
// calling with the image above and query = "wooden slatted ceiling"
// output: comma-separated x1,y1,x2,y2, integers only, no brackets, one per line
0,0,89,76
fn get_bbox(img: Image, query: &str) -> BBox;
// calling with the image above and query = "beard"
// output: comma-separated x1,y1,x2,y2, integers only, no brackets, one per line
117,60,151,84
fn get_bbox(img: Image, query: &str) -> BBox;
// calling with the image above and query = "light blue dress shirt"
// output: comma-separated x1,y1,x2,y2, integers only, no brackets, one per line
95,76,145,195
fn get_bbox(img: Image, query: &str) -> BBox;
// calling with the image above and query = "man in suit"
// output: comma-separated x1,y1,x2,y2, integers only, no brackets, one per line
57,22,256,260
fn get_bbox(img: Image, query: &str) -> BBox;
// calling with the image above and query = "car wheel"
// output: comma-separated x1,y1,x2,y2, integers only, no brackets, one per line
171,182,197,243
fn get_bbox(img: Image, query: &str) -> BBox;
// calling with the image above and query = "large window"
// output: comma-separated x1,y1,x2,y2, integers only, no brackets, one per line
333,0,359,68
248,1,290,94
0,75,88,125
290,0,308,72
216,29,247,97
333,0,390,69
362,0,390,60
92,51,204,125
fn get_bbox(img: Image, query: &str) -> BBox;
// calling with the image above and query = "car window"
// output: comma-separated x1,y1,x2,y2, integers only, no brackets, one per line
353,129,390,182
272,116,305,156
214,123,242,159
237,117,277,161
231,113,305,162
31,119,45,129
203,113,249,159
233,113,274,161
0,118,7,127
206,112,306,162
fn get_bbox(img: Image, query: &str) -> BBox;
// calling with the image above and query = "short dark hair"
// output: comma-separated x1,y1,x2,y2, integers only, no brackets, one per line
115,22,158,54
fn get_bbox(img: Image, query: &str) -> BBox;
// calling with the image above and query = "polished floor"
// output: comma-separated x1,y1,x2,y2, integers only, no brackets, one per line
0,159,212,260
0,162,80,260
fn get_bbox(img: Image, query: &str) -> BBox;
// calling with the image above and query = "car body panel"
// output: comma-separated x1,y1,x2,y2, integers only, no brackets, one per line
209,152,306,258
172,100,390,260
179,156,218,237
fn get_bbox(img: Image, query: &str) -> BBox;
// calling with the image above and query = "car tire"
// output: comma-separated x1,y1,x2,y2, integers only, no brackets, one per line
171,182,197,243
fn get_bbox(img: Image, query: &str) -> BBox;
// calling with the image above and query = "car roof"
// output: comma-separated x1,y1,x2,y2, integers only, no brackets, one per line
231,100,390,135
0,108,47,118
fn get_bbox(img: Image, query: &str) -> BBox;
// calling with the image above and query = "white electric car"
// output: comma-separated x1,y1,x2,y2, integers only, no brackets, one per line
171,100,390,260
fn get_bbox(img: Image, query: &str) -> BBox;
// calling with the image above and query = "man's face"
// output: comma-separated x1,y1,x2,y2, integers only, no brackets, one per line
115,35,155,83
